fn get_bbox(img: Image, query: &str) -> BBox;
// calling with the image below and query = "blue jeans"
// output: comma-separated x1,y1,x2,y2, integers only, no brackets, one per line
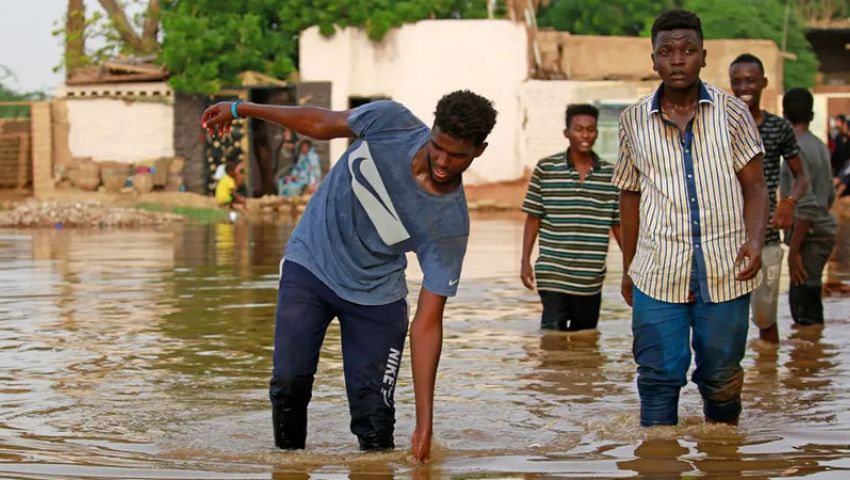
270,261,409,449
632,285,750,426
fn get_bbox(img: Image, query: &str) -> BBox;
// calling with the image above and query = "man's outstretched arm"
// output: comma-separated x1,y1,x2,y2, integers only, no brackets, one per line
409,287,446,464
619,190,640,306
735,154,769,280
201,101,355,140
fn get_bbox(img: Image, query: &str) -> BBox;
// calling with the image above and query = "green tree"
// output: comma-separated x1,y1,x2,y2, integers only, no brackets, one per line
683,0,819,88
57,0,162,75
538,0,676,36
0,67,48,118
160,0,490,94
797,0,849,23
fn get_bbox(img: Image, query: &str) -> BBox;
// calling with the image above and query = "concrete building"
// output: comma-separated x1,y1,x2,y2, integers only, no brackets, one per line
300,20,788,183
57,82,175,164
300,20,528,183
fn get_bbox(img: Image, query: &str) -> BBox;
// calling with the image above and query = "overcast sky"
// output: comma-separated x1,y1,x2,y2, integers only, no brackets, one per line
0,0,68,93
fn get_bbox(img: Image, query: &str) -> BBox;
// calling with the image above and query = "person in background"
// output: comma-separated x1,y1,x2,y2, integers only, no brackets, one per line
273,128,299,182
520,103,621,332
782,88,837,327
215,160,246,208
728,53,809,344
278,140,322,197
831,114,850,178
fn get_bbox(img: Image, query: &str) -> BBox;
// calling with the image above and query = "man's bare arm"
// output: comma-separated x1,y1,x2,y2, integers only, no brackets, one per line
409,287,446,463
773,153,809,229
735,154,769,280
520,214,541,289
202,101,355,140
619,190,640,305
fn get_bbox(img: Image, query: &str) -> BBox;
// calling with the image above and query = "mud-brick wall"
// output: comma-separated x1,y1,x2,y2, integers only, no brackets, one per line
173,93,207,194
0,119,32,189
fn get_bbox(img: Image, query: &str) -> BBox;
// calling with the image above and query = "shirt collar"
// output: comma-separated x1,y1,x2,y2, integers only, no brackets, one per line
565,148,601,170
650,80,714,114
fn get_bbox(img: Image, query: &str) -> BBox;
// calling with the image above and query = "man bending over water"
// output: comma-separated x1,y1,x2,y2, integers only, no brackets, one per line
201,91,496,462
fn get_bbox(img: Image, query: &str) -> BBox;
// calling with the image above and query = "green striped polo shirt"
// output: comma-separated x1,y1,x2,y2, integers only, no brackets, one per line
522,149,620,295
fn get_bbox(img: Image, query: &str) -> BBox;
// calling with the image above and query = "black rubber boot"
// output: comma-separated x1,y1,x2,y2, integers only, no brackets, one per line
357,430,394,451
272,403,307,450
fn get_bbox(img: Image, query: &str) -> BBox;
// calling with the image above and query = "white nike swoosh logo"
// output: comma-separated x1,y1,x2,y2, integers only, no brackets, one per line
347,141,410,246
449,279,459,286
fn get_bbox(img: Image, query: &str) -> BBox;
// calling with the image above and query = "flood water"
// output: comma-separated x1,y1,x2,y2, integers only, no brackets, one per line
1,218,849,479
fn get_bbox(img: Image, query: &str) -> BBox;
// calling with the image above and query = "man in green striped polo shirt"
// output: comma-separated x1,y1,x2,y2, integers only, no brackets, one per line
521,104,622,331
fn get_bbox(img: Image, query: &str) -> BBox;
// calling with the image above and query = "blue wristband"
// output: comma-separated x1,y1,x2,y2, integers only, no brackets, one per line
231,100,241,119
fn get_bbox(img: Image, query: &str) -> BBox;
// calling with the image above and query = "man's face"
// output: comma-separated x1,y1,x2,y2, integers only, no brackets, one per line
564,114,598,154
729,62,767,110
652,29,706,91
427,126,486,184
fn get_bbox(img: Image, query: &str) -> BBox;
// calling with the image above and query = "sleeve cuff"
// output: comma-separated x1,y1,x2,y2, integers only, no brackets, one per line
423,281,454,298
612,176,640,192
735,145,765,172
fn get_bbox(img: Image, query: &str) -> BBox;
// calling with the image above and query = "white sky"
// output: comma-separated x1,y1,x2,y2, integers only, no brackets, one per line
1,0,67,94
0,0,138,95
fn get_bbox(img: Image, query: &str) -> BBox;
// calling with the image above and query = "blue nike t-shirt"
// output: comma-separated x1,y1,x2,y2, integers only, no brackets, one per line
283,101,470,305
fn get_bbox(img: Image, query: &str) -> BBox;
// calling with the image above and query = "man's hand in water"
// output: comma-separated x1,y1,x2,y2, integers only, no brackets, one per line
621,274,634,306
520,260,535,290
201,101,236,137
411,427,432,463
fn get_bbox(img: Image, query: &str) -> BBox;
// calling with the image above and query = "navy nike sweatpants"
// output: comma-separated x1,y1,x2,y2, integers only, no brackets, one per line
269,261,408,449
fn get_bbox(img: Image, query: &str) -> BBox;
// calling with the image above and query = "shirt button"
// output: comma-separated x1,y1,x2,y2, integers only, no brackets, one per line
696,244,701,249
690,197,696,202
693,221,699,225
685,149,690,153
687,174,693,178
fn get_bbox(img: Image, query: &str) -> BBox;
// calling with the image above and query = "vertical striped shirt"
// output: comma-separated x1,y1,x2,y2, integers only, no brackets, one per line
523,150,620,295
613,82,764,304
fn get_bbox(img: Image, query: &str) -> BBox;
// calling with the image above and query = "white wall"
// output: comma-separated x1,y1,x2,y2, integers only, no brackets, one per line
63,82,175,163
300,20,528,184
518,80,656,171
813,92,850,143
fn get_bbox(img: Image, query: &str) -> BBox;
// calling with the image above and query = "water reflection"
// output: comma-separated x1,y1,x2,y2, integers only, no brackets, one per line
617,438,693,477
0,219,848,479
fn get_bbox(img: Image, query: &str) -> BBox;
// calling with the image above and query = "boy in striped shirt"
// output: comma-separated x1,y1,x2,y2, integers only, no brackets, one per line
521,104,621,331
729,53,809,344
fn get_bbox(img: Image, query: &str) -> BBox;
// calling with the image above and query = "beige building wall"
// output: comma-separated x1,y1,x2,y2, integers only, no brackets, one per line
59,82,175,164
813,91,850,143
300,20,529,184
30,102,54,197
540,34,784,113
519,80,660,170
301,22,796,183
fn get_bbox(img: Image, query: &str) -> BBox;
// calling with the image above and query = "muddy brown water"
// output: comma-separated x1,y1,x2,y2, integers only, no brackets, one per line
1,219,849,479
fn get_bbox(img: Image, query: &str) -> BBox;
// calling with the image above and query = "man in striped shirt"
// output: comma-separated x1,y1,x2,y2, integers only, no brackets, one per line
521,104,621,331
729,53,809,344
613,10,768,426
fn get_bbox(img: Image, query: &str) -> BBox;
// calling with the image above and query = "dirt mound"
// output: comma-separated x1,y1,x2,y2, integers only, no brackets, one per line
0,200,184,228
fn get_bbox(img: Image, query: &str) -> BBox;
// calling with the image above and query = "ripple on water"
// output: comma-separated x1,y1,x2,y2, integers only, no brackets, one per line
0,223,848,479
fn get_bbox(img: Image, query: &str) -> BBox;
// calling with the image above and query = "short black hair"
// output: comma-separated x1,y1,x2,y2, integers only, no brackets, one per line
434,90,497,145
225,160,237,175
837,114,847,124
730,53,765,76
651,9,703,46
783,88,814,124
565,104,599,128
